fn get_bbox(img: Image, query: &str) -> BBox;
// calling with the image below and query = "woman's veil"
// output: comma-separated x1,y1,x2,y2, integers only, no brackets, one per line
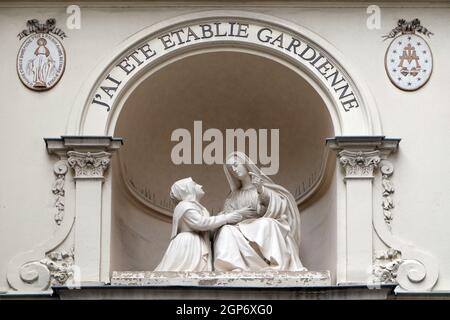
223,151,302,248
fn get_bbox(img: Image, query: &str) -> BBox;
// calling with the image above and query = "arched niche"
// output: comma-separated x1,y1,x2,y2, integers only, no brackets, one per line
110,50,337,276
61,11,383,285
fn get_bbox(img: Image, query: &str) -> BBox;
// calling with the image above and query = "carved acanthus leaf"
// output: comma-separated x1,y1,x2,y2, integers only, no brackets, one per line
40,248,74,285
338,150,381,177
67,151,111,179
373,248,403,284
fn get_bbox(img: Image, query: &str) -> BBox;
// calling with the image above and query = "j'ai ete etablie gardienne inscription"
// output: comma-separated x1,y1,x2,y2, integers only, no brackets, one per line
91,21,360,113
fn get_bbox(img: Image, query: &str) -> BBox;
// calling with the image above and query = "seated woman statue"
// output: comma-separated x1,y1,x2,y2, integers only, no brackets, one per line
214,152,306,272
154,177,245,271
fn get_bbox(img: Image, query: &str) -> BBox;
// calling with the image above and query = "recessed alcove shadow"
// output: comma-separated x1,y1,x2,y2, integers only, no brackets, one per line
110,51,337,283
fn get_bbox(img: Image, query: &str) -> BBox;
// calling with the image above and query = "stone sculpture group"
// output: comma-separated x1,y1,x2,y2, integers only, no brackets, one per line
155,152,306,272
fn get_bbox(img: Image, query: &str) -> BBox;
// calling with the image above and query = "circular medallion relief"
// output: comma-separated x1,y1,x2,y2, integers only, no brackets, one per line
385,34,432,91
17,33,66,91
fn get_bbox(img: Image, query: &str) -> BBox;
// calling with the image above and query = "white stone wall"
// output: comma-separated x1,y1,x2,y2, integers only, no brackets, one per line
0,2,449,293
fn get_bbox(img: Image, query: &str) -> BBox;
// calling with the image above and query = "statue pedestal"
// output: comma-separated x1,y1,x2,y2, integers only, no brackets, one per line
111,270,331,287
56,271,399,299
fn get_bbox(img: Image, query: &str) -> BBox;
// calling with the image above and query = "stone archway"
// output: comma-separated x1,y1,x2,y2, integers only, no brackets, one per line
66,11,384,285
59,11,385,286
66,10,382,136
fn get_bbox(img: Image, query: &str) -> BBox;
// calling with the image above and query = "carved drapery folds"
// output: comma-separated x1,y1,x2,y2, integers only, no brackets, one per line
381,161,395,226
67,151,111,179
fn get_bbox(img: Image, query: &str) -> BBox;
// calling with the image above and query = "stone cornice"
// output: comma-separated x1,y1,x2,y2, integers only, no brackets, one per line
45,136,123,179
326,136,400,159
45,136,123,158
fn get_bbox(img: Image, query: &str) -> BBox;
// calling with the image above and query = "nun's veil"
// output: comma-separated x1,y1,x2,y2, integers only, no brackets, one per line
223,152,301,247
170,177,196,202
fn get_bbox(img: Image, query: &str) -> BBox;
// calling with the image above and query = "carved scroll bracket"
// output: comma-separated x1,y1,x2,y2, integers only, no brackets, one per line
7,136,122,292
373,160,439,292
328,136,439,292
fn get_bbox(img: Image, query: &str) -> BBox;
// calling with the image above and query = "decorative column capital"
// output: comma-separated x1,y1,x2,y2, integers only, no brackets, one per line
326,136,400,179
338,150,381,178
45,136,123,180
67,151,111,179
